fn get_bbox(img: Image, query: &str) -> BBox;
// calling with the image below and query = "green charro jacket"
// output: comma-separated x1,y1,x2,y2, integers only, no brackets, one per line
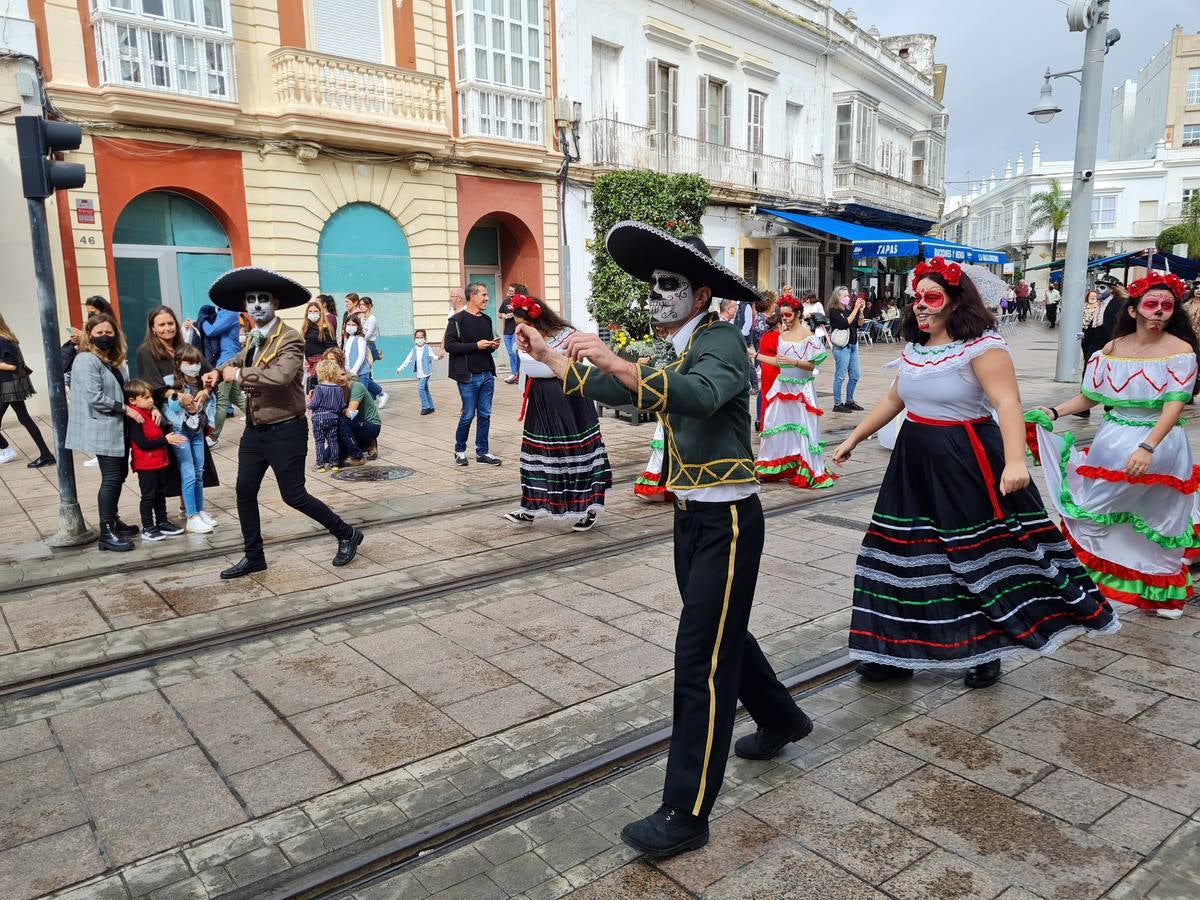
564,313,755,492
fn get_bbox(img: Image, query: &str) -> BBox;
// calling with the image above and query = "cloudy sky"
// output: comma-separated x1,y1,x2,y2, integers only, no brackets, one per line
853,0,1196,192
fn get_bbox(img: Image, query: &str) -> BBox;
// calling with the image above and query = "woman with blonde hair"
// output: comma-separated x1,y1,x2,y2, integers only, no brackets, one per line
0,313,54,467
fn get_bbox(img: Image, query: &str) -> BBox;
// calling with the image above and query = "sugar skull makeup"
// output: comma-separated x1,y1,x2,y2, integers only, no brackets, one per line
648,270,695,326
913,279,951,333
1138,293,1175,318
244,292,276,324
912,289,947,311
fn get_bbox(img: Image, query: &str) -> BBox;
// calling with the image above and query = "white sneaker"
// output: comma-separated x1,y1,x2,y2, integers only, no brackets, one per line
205,436,218,449
376,392,389,409
1156,608,1184,620
0,447,15,465
186,514,213,534
83,456,99,467
198,511,217,528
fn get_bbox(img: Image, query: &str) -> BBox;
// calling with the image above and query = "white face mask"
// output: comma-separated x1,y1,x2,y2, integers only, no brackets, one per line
415,338,426,347
180,363,201,378
307,312,320,322
346,325,358,335
648,269,695,326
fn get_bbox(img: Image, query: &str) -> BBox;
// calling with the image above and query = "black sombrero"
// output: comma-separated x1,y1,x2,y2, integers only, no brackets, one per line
208,266,312,311
605,221,761,304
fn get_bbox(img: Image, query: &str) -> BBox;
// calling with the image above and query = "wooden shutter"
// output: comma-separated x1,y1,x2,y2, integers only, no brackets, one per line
721,82,731,146
668,65,677,134
647,59,657,130
697,76,707,142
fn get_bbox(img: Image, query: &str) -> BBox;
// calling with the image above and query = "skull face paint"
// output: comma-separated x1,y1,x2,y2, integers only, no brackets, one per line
244,291,277,325
1136,289,1175,331
648,270,695,326
913,278,950,333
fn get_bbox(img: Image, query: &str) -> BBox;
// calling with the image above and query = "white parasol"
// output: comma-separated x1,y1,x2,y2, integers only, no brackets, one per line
960,263,1009,309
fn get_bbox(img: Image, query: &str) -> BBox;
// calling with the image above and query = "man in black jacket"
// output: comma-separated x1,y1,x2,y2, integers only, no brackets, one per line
445,282,502,467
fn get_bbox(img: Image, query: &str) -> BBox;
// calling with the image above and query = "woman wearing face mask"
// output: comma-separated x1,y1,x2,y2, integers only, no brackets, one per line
827,285,864,412
166,346,218,534
1031,273,1200,621
831,257,1117,689
67,314,165,550
302,299,338,392
753,292,836,488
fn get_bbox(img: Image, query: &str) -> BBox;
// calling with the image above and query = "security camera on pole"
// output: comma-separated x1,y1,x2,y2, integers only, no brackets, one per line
15,112,94,546
1027,0,1118,382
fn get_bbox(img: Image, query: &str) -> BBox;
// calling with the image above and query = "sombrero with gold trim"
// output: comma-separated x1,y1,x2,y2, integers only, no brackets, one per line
605,221,761,304
208,266,312,311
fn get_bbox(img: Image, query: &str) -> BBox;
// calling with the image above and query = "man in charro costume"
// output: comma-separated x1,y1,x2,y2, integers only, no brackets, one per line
212,267,363,579
517,222,811,858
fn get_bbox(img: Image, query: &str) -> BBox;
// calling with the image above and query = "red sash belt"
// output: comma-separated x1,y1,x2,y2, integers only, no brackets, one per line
906,412,1004,518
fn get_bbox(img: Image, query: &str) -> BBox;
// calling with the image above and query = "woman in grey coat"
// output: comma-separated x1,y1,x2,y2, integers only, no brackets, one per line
66,314,154,551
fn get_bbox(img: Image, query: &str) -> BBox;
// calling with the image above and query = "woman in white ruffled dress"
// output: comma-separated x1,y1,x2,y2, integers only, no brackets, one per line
754,293,836,488
1031,272,1200,619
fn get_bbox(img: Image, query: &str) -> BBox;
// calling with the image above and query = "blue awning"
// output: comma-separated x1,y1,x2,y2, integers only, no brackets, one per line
759,209,1008,265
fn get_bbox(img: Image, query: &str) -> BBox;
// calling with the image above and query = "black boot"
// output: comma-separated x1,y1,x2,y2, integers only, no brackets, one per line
964,659,1002,689
620,805,708,858
113,519,140,538
98,521,133,552
734,710,813,760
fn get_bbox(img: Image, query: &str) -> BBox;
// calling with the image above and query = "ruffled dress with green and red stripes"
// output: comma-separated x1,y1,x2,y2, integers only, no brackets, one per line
1028,350,1200,612
754,332,836,489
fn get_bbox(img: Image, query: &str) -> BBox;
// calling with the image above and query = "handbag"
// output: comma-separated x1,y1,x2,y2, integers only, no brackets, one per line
830,328,850,348
372,346,383,361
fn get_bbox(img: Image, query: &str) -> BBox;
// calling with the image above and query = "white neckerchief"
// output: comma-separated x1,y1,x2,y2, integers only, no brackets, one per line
669,313,706,356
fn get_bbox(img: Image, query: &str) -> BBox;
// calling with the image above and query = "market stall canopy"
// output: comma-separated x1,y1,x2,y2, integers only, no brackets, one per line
757,209,1008,265
1025,248,1199,280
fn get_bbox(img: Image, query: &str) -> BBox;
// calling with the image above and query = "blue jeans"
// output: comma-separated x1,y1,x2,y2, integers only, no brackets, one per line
337,416,382,461
359,369,384,399
832,344,860,405
455,372,494,454
417,376,433,411
502,334,519,377
172,431,206,516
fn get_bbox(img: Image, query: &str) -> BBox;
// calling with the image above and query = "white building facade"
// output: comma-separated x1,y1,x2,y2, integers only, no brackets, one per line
555,0,948,326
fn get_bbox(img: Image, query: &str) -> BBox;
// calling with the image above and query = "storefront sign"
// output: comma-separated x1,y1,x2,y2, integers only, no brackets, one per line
75,198,95,225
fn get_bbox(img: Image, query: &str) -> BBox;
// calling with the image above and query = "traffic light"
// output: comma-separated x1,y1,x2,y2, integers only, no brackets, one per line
15,115,86,200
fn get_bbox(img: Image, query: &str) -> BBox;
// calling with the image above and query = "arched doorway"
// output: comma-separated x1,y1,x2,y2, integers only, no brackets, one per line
318,204,414,378
112,191,232,374
462,213,541,302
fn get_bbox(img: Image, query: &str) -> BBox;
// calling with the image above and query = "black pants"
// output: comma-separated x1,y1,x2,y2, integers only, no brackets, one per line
1046,304,1058,327
96,454,127,524
137,468,168,529
0,401,51,457
663,493,799,818
1016,298,1029,322
236,416,352,563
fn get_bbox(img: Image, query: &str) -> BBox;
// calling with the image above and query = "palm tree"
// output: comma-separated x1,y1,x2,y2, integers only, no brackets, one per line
1029,179,1071,262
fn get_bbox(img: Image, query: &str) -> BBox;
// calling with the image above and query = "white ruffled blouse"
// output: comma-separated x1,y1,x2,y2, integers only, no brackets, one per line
889,331,1010,421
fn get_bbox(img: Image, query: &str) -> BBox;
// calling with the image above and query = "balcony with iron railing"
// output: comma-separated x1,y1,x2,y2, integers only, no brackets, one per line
588,118,823,204
832,162,943,222
270,48,449,134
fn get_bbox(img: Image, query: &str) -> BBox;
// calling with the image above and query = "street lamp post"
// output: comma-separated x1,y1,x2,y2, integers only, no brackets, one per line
1027,0,1118,383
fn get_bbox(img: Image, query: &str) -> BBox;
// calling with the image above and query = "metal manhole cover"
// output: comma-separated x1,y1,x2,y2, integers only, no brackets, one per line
331,465,414,481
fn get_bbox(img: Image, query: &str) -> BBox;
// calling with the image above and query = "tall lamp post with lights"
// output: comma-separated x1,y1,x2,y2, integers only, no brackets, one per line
1027,0,1119,382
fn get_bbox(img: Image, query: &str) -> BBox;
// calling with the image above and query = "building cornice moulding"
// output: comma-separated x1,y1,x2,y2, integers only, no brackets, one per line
694,37,739,67
643,19,692,51
739,55,779,80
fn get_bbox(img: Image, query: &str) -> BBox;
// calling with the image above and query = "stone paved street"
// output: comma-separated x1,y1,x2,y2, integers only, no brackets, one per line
1,324,1198,899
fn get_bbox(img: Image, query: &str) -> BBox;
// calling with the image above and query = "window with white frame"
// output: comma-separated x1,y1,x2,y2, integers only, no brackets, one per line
834,95,877,167
746,90,765,155
1188,68,1200,106
591,40,621,119
314,0,382,63
1091,195,1117,233
1014,201,1027,239
1184,186,1200,208
1183,124,1200,148
1002,203,1014,242
647,60,678,135
453,0,545,143
835,103,852,164
90,0,235,101
879,140,893,175
784,102,803,160
699,76,730,145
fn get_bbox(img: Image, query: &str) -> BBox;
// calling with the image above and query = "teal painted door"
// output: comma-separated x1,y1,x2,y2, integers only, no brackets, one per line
318,204,414,379
177,252,233,322
114,256,165,378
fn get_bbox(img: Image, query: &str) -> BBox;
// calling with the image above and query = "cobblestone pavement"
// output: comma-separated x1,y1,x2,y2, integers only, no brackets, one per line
2,323,1198,899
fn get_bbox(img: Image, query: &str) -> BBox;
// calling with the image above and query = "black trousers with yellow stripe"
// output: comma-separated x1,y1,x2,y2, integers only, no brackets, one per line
664,493,800,818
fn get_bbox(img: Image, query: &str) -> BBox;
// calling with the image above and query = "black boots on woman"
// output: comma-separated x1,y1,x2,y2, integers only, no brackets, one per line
98,521,133,552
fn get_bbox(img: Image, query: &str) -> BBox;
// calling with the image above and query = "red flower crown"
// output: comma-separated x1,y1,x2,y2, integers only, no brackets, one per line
912,256,963,292
776,293,803,312
1129,271,1187,301
511,293,542,319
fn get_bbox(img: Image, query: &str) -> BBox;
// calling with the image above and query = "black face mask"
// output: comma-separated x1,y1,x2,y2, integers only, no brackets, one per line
91,335,116,352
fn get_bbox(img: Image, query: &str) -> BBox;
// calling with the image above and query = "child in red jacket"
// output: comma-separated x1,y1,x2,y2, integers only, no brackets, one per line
125,379,186,541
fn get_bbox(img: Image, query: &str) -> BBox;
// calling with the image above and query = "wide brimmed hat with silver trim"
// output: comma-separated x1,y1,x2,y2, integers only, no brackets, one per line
605,221,762,304
208,266,312,311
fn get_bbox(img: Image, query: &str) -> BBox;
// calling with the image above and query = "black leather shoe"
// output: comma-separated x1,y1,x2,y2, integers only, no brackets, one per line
27,454,55,468
98,522,133,552
114,519,140,538
734,710,813,760
620,805,708,858
965,659,1002,689
856,661,915,681
332,528,363,567
221,557,267,580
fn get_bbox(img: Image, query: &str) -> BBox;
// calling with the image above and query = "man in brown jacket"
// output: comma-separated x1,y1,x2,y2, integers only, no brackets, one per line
212,267,362,579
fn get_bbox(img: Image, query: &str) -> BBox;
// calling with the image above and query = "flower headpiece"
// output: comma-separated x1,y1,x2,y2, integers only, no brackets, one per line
776,293,803,312
511,293,542,319
1128,271,1187,301
912,256,963,292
